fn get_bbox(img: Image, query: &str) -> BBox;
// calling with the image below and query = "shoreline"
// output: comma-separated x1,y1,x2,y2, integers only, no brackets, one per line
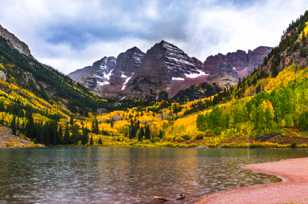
196,157,308,204
0,126,43,149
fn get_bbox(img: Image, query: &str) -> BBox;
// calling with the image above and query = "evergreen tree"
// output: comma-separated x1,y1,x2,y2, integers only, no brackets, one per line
49,120,60,145
63,123,70,145
159,130,164,139
81,127,89,145
92,117,99,134
25,111,35,139
71,124,80,144
137,127,144,141
58,126,63,143
10,116,17,135
69,116,74,126
298,112,308,131
129,120,137,139
144,125,151,140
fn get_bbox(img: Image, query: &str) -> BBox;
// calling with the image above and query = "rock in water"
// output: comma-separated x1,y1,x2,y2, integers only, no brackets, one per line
149,196,169,204
175,193,185,200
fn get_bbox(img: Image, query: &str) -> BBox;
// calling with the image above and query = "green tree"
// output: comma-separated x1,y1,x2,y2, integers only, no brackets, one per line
25,111,35,139
81,127,89,145
92,117,99,134
10,116,17,135
298,112,308,131
144,125,151,140
63,123,70,145
137,128,144,141
89,136,94,145
98,138,103,145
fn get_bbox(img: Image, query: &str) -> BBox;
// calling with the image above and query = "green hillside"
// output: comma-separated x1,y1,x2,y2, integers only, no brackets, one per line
0,37,105,114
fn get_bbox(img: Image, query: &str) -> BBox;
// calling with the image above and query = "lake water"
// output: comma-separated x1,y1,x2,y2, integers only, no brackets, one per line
0,147,307,204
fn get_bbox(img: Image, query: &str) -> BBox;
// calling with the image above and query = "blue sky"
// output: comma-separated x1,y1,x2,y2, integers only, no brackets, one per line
0,0,307,74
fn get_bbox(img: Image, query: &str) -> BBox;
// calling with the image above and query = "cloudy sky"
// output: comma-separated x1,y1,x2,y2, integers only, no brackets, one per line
0,0,307,74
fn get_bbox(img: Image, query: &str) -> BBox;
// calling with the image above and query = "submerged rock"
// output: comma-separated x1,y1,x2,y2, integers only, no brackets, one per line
175,193,185,200
149,196,169,204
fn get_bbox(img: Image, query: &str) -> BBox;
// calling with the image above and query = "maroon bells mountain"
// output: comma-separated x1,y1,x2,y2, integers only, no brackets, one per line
69,41,272,100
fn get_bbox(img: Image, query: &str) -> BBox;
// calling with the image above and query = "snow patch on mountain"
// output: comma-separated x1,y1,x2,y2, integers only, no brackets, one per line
172,77,185,81
185,70,208,79
103,70,113,80
121,75,133,91
167,56,195,66
97,81,110,86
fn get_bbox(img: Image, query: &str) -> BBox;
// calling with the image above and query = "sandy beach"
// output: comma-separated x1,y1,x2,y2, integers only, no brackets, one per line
196,157,308,204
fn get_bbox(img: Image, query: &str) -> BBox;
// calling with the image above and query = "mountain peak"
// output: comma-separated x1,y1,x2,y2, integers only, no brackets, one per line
157,40,178,49
0,24,31,57
126,46,143,53
203,46,272,87
93,56,116,68
251,46,272,53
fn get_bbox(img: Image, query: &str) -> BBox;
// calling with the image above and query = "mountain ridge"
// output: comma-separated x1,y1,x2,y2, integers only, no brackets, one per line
0,24,31,57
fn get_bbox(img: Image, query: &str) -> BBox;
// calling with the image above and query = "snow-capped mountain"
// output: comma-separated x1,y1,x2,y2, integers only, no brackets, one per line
69,41,209,100
69,41,271,100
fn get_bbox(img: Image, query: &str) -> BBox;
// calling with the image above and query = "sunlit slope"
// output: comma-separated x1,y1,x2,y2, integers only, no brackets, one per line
167,65,307,140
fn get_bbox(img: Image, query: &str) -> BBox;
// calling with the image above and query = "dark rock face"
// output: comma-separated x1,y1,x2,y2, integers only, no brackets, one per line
203,46,272,88
116,47,144,73
69,47,145,99
0,25,31,57
125,41,207,100
141,40,203,79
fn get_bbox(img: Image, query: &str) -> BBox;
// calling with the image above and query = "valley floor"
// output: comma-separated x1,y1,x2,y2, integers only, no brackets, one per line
0,126,42,148
197,157,308,204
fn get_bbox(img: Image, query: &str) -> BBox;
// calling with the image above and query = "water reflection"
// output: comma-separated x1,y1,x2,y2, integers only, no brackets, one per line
0,147,307,203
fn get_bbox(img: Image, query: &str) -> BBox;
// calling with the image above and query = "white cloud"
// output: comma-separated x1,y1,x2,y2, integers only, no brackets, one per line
37,38,152,73
144,0,159,19
0,0,307,73
184,0,308,60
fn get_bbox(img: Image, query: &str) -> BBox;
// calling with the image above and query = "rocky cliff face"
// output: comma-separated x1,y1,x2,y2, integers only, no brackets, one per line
69,47,145,99
0,25,31,57
125,41,208,100
203,46,272,88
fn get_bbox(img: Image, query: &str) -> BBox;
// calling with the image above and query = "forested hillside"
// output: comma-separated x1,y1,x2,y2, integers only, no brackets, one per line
0,38,105,114
0,25,109,146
